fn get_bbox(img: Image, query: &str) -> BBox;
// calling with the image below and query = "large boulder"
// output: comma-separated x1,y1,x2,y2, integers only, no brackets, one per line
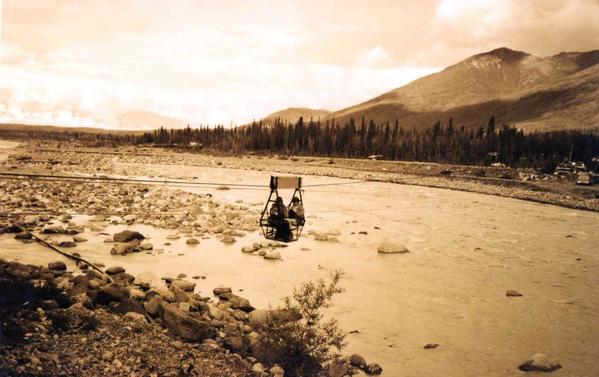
105,266,126,275
263,250,281,260
53,236,77,248
224,335,247,353
160,304,215,341
328,360,350,377
6,262,39,279
377,241,409,254
143,296,164,317
21,215,40,226
113,230,145,243
42,225,66,234
96,283,130,304
249,309,301,330
349,354,367,369
213,286,232,297
148,285,176,302
229,295,254,313
110,242,138,255
171,280,196,292
134,271,157,290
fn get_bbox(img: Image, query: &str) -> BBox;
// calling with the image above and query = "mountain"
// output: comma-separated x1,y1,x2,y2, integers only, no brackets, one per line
261,107,332,126
116,110,188,130
329,47,599,131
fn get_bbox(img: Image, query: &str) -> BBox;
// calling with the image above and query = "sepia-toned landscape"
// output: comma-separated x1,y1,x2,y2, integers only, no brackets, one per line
1,1,599,377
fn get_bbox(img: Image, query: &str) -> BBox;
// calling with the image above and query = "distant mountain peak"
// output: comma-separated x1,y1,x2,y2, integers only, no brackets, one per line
327,47,599,132
471,47,530,62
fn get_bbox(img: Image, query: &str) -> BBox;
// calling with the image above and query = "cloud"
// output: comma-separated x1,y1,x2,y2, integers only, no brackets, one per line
0,0,597,128
355,45,396,68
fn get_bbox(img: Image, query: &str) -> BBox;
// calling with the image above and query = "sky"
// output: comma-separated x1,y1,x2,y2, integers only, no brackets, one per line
1,0,598,129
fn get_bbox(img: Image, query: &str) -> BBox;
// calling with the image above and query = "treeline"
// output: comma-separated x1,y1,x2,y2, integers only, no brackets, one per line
134,117,598,170
1,117,597,170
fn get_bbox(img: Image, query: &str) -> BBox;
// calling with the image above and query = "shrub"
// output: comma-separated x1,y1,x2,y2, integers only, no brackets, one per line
257,270,347,375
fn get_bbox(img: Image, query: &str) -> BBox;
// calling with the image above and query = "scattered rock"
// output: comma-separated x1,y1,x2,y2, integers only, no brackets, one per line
171,279,195,292
160,304,215,341
270,365,285,377
105,266,126,275
96,283,130,304
113,230,145,242
519,354,562,372
186,237,200,245
241,245,256,253
228,295,254,312
506,290,523,297
110,242,138,255
14,232,32,240
377,241,409,254
124,312,146,322
221,235,236,244
53,237,77,248
48,261,67,271
328,359,350,377
39,299,59,310
213,286,232,296
42,225,66,234
143,296,164,316
263,250,281,260
349,354,367,368
139,242,154,250
365,363,383,375
424,343,439,349
134,271,157,290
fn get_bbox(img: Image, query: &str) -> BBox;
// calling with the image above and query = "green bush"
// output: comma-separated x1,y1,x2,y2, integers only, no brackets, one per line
257,270,347,375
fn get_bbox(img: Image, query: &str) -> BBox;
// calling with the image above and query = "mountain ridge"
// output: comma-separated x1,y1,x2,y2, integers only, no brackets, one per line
324,47,599,131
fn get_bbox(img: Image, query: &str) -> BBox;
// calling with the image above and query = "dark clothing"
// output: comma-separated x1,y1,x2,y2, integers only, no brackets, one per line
268,200,292,241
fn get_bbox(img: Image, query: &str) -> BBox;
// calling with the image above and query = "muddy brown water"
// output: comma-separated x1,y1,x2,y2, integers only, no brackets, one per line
1,148,598,376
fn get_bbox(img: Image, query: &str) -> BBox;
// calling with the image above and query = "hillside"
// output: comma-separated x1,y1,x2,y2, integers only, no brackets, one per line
329,47,599,131
261,107,332,125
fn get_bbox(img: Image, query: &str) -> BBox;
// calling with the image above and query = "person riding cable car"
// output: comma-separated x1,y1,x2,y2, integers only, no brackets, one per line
288,196,305,225
268,197,292,242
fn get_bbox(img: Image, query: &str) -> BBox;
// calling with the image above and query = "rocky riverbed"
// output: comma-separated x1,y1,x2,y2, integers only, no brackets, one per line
5,141,598,212
2,140,599,376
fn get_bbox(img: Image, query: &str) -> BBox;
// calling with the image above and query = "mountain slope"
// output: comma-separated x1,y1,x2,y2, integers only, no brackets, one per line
329,47,599,131
261,107,332,125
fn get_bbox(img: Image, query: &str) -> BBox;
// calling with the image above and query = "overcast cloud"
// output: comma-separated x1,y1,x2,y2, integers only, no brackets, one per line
0,0,598,128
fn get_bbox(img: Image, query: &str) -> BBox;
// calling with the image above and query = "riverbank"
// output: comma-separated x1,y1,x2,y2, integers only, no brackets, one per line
4,141,598,212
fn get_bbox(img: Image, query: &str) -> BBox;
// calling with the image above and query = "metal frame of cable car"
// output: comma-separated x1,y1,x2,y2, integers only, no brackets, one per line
259,176,304,242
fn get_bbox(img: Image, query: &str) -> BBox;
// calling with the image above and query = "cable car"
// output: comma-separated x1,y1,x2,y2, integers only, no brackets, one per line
259,176,305,242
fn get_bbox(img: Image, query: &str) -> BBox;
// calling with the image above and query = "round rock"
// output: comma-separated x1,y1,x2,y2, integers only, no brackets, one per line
377,241,409,254
105,266,126,275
